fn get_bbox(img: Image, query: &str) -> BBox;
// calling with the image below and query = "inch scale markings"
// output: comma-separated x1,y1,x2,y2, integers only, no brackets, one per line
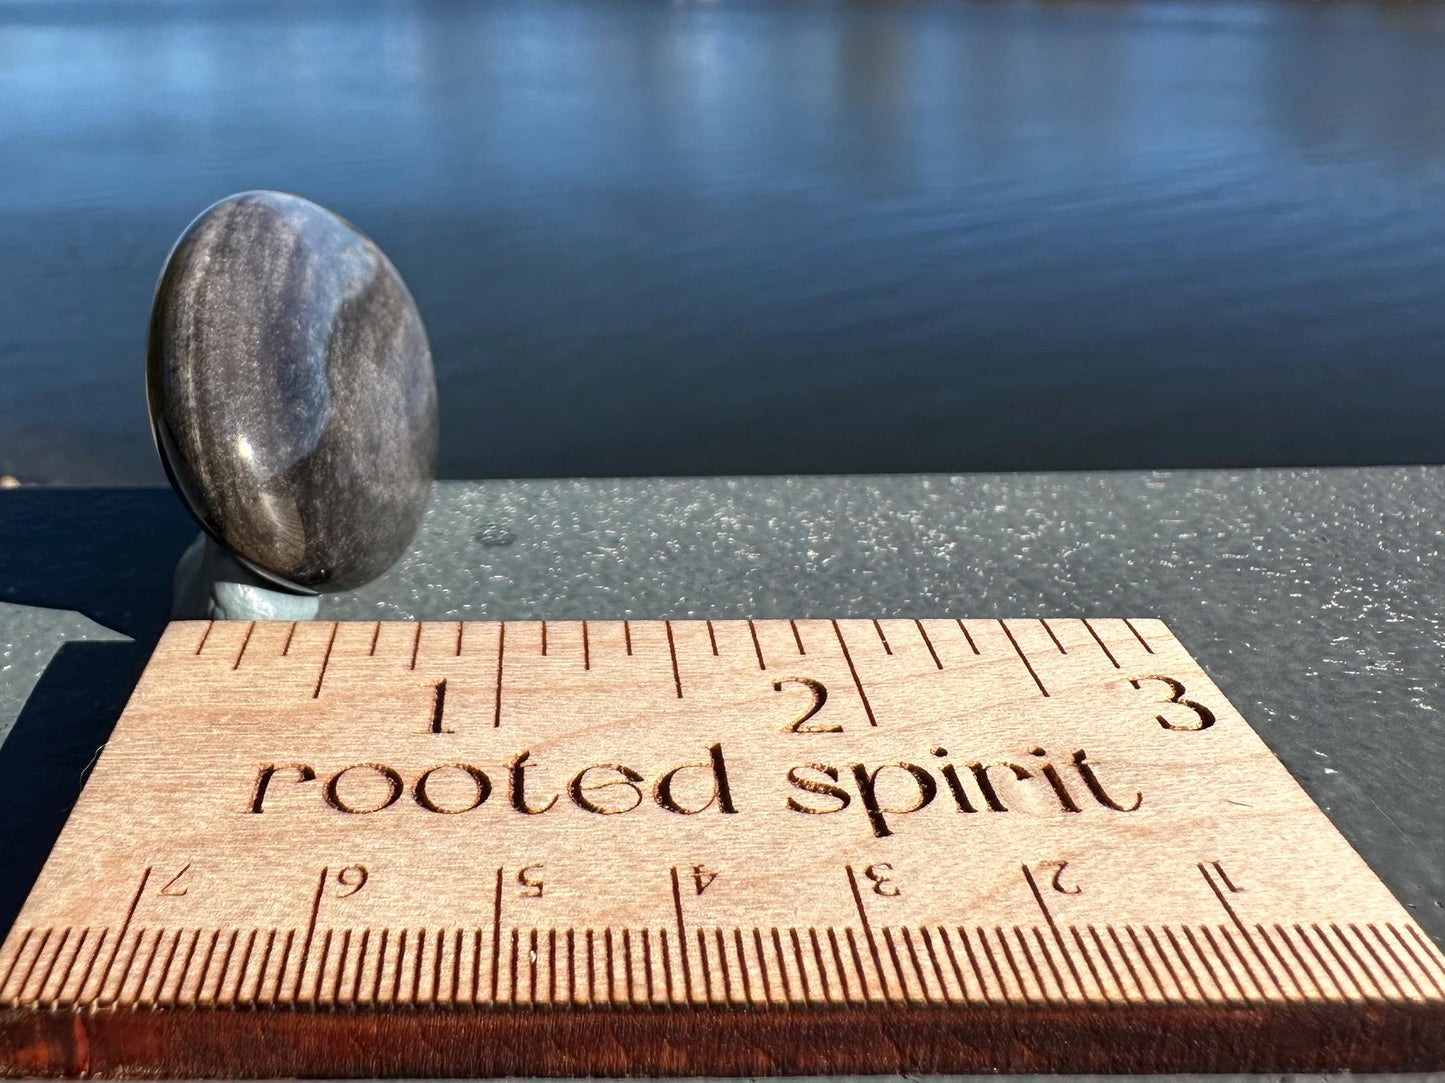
0,618,1441,1077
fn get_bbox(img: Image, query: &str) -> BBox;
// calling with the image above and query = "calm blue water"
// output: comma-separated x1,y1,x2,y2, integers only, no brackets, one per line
3,0,1445,482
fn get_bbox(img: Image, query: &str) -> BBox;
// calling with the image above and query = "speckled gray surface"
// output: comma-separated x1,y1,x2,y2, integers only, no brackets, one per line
1,470,1442,1079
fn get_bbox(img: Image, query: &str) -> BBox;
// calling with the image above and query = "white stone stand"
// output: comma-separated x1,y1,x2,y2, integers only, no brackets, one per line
171,534,320,621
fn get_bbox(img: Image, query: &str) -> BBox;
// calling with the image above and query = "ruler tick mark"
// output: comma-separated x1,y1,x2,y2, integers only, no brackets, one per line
467,928,479,1005
1259,923,1306,997
55,925,89,1000
642,928,655,1003
170,928,199,1005
846,865,891,1001
0,929,33,1001
1122,925,1164,1000
290,868,328,1001
732,928,751,1003
1072,926,1113,1002
72,928,108,1005
843,928,866,1003
230,929,256,1006
789,927,811,1003
391,929,408,1005
872,620,892,655
311,928,332,1004
1086,925,1124,1001
1294,923,1343,997
33,928,70,1005
548,926,558,1005
1405,924,1445,967
716,927,733,1003
429,679,450,734
706,620,718,656
1104,925,1143,1000
193,929,219,1005
1199,863,1282,995
1368,924,1426,998
1336,924,1387,998
129,929,161,1007
1399,924,1445,994
1198,926,1243,999
583,929,593,1004
665,620,683,698
623,928,635,1005
1124,619,1154,653
826,927,850,1002
769,928,791,1002
1013,927,1055,1004
233,621,255,669
754,928,773,1003
790,619,806,655
1146,925,1190,999
370,928,387,1005
809,927,832,1002
1214,924,1265,999
748,620,766,671
832,622,877,727
1314,923,1365,997
489,868,503,1002
1023,866,1083,998
94,867,150,1005
900,927,932,1002
999,620,1049,697
1082,619,1119,667
670,867,694,1003
604,928,614,1005
269,929,295,1006
492,623,506,728
330,929,350,1004
915,620,942,668
1179,926,1225,998
992,926,1030,1004
961,927,998,1004
1040,619,1065,653
696,929,713,1002
312,623,338,698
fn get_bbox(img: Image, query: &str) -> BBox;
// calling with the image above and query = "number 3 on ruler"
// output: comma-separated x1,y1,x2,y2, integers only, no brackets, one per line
1132,675,1216,731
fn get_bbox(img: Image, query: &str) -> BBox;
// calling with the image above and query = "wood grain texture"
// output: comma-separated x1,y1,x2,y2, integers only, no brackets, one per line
0,618,1441,1077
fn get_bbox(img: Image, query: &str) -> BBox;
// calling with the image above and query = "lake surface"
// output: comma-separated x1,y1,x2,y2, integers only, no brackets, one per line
3,0,1445,483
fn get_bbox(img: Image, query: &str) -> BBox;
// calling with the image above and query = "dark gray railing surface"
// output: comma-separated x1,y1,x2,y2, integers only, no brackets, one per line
1,470,1443,1080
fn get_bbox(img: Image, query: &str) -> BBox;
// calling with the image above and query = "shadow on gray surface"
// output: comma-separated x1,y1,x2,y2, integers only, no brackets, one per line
0,487,194,641
0,640,150,938
0,488,195,935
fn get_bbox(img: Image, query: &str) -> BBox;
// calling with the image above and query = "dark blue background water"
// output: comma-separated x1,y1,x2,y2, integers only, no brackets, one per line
3,0,1445,482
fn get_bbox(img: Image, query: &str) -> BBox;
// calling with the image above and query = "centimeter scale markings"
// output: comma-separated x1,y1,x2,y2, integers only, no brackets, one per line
0,618,1441,1077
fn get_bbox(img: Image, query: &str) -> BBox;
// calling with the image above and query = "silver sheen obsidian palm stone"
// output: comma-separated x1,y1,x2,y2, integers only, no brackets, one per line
147,191,437,591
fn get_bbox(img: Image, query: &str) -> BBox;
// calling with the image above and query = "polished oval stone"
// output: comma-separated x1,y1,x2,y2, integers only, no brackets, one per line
147,191,437,591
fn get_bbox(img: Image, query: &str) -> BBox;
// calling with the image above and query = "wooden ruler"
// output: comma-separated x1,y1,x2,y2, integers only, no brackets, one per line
0,618,1441,1077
